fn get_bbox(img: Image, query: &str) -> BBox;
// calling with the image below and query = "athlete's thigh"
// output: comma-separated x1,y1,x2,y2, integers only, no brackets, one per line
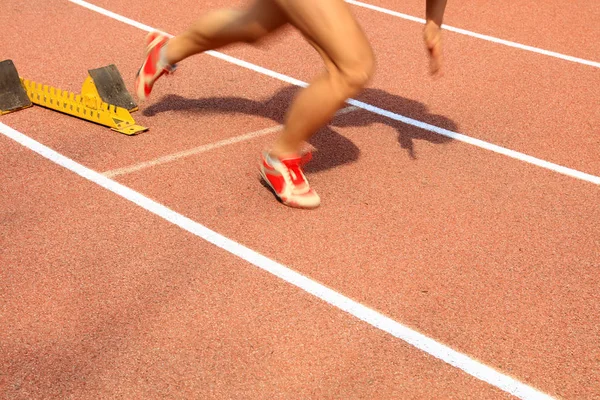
271,0,373,68
243,0,289,37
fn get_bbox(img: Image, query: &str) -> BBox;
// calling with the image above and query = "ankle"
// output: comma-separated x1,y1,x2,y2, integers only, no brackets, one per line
160,42,174,66
268,143,303,159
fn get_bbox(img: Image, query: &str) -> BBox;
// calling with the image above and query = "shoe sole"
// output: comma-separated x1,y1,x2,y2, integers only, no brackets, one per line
258,169,320,210
135,32,169,101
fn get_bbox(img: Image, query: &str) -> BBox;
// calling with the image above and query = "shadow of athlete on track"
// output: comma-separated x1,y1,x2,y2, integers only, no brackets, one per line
142,85,458,173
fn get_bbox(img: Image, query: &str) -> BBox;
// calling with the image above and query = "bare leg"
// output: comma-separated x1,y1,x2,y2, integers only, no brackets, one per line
164,0,288,65
268,0,375,156
161,0,374,157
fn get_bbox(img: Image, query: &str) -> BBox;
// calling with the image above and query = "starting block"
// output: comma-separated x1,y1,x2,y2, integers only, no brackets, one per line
0,60,32,114
0,59,147,135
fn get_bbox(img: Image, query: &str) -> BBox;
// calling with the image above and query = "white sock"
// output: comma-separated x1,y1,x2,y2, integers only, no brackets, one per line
159,43,169,67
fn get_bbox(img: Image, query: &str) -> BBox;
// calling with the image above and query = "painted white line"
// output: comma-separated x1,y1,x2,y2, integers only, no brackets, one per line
103,125,283,177
346,97,600,185
338,105,360,114
67,0,600,187
345,0,600,69
67,0,600,69
0,121,555,399
102,106,358,178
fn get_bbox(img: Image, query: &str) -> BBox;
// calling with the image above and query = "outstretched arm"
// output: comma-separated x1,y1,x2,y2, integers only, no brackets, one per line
424,0,447,76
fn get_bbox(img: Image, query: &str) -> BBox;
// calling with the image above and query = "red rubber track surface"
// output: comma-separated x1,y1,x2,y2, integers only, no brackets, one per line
356,0,600,61
1,1,599,399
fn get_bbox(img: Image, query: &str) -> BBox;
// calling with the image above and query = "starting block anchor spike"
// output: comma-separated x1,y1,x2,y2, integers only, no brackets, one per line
0,59,32,115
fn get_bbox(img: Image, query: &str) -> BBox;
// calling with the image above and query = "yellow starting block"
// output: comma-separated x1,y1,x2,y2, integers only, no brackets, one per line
0,59,147,135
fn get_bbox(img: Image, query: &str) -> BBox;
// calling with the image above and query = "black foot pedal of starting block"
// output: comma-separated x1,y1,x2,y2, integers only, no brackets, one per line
0,59,32,115
82,64,138,112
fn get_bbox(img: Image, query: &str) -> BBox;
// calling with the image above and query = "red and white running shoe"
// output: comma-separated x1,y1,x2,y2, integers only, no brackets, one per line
259,151,321,209
135,31,176,101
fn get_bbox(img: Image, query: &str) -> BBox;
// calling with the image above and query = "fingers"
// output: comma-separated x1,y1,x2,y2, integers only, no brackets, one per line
429,40,443,76
423,21,443,77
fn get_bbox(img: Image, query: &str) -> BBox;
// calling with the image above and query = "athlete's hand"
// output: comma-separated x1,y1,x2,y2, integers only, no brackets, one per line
423,20,443,77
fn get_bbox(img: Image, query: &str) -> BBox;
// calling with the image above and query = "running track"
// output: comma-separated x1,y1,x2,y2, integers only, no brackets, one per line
1,1,599,399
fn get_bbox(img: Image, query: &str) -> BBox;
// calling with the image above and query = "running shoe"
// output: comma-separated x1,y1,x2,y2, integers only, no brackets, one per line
135,31,176,100
259,151,321,209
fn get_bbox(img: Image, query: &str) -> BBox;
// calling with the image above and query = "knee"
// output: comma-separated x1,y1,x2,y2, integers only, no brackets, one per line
242,24,269,44
335,52,375,96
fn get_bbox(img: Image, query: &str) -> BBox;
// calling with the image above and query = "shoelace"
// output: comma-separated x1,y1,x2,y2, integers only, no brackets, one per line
282,154,312,189
286,162,304,186
267,152,312,190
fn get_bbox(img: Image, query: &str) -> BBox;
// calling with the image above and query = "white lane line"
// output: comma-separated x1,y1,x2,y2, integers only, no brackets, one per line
0,121,556,400
103,125,283,177
345,0,600,69
102,106,358,178
67,0,600,187
66,0,600,69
